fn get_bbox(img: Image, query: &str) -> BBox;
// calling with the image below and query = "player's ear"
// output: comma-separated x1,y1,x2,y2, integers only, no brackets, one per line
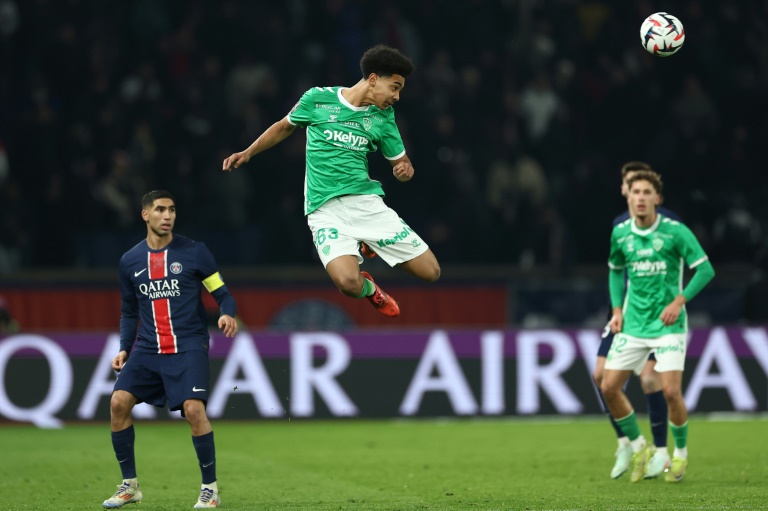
367,73,377,86
141,209,149,221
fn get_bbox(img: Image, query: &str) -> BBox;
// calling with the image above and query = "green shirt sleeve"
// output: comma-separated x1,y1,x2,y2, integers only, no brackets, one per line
674,222,714,301
609,268,626,309
682,260,715,301
607,227,626,308
287,89,314,128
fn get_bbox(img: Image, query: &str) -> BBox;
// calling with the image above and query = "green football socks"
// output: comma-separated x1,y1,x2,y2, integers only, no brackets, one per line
670,421,688,449
356,277,375,298
615,411,643,442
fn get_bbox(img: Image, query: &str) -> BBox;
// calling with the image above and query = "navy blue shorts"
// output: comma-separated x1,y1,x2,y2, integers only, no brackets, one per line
598,324,656,361
114,350,210,412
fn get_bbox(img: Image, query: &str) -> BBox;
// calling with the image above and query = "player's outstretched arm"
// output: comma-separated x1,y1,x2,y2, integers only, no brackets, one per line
218,314,238,338
222,117,296,171
390,154,414,182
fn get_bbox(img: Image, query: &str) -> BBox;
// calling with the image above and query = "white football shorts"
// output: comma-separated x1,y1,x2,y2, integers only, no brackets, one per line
604,332,688,373
307,194,429,268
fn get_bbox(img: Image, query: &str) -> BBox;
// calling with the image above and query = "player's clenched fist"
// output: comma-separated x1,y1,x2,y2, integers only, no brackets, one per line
393,161,413,182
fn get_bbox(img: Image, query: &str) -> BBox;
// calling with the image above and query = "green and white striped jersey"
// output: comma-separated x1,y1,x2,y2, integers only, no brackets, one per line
608,214,709,337
287,86,406,215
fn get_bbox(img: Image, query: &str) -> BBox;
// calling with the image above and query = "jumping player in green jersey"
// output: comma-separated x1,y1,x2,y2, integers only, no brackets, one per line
601,171,715,483
222,45,440,317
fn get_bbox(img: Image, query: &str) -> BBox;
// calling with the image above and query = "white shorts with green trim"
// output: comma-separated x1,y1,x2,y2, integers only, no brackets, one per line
604,332,687,373
307,194,429,268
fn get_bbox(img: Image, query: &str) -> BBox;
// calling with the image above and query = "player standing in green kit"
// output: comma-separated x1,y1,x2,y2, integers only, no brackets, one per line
222,45,440,317
601,171,715,483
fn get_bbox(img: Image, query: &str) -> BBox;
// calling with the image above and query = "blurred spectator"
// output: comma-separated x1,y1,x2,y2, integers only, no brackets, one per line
93,150,145,229
712,193,762,262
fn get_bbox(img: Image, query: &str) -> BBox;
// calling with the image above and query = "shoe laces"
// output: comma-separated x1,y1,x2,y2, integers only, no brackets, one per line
198,488,216,504
113,481,135,497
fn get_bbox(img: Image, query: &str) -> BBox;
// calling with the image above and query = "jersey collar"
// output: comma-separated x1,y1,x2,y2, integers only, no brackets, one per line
337,87,372,112
631,213,662,236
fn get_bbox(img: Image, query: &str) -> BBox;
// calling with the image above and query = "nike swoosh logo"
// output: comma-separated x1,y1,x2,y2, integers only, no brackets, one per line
192,387,206,392
134,268,147,277
118,458,128,464
202,461,214,468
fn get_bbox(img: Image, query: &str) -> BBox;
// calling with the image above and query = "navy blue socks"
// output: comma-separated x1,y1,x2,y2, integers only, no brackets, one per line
111,425,137,479
192,431,217,484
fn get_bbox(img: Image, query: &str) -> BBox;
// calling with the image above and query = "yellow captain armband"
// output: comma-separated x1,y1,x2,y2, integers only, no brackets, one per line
202,272,225,292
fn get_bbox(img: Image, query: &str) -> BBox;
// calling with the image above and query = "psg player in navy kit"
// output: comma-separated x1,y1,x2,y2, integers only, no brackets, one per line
593,162,682,480
102,190,237,509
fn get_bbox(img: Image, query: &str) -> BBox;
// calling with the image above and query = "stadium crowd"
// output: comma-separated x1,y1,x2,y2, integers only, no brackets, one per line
1,0,766,271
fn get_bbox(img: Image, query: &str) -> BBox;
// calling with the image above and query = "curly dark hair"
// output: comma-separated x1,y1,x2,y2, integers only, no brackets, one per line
360,44,415,78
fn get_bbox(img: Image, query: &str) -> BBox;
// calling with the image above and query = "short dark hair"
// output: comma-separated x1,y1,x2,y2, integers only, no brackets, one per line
360,45,415,79
621,161,653,177
626,170,663,195
141,190,175,210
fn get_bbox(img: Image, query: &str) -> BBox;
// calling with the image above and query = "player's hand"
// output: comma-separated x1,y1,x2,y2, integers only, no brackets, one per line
112,351,128,372
660,301,683,326
218,314,238,338
222,151,250,171
392,161,414,182
609,308,623,334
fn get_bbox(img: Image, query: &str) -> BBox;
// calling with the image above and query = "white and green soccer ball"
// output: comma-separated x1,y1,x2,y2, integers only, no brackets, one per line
640,12,685,57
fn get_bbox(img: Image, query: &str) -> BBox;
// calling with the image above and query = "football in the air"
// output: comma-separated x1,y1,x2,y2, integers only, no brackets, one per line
640,12,685,57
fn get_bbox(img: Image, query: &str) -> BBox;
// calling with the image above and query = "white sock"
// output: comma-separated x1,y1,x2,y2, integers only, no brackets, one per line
618,436,630,448
630,435,647,453
202,481,218,492
673,447,688,460
124,478,138,487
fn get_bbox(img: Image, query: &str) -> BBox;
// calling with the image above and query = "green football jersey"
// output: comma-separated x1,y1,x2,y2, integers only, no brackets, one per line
287,86,406,214
608,214,709,337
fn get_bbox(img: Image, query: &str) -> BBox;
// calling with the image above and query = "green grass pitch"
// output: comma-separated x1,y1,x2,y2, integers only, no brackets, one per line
1,416,766,510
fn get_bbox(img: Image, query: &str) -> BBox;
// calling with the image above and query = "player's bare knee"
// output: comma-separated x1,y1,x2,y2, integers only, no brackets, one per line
426,263,441,282
183,400,207,424
414,263,440,282
662,385,683,404
599,381,619,400
109,392,132,418
336,274,364,297
640,374,662,394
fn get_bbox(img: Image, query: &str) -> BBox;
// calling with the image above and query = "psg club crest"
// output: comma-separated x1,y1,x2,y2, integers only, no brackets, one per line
170,262,183,274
